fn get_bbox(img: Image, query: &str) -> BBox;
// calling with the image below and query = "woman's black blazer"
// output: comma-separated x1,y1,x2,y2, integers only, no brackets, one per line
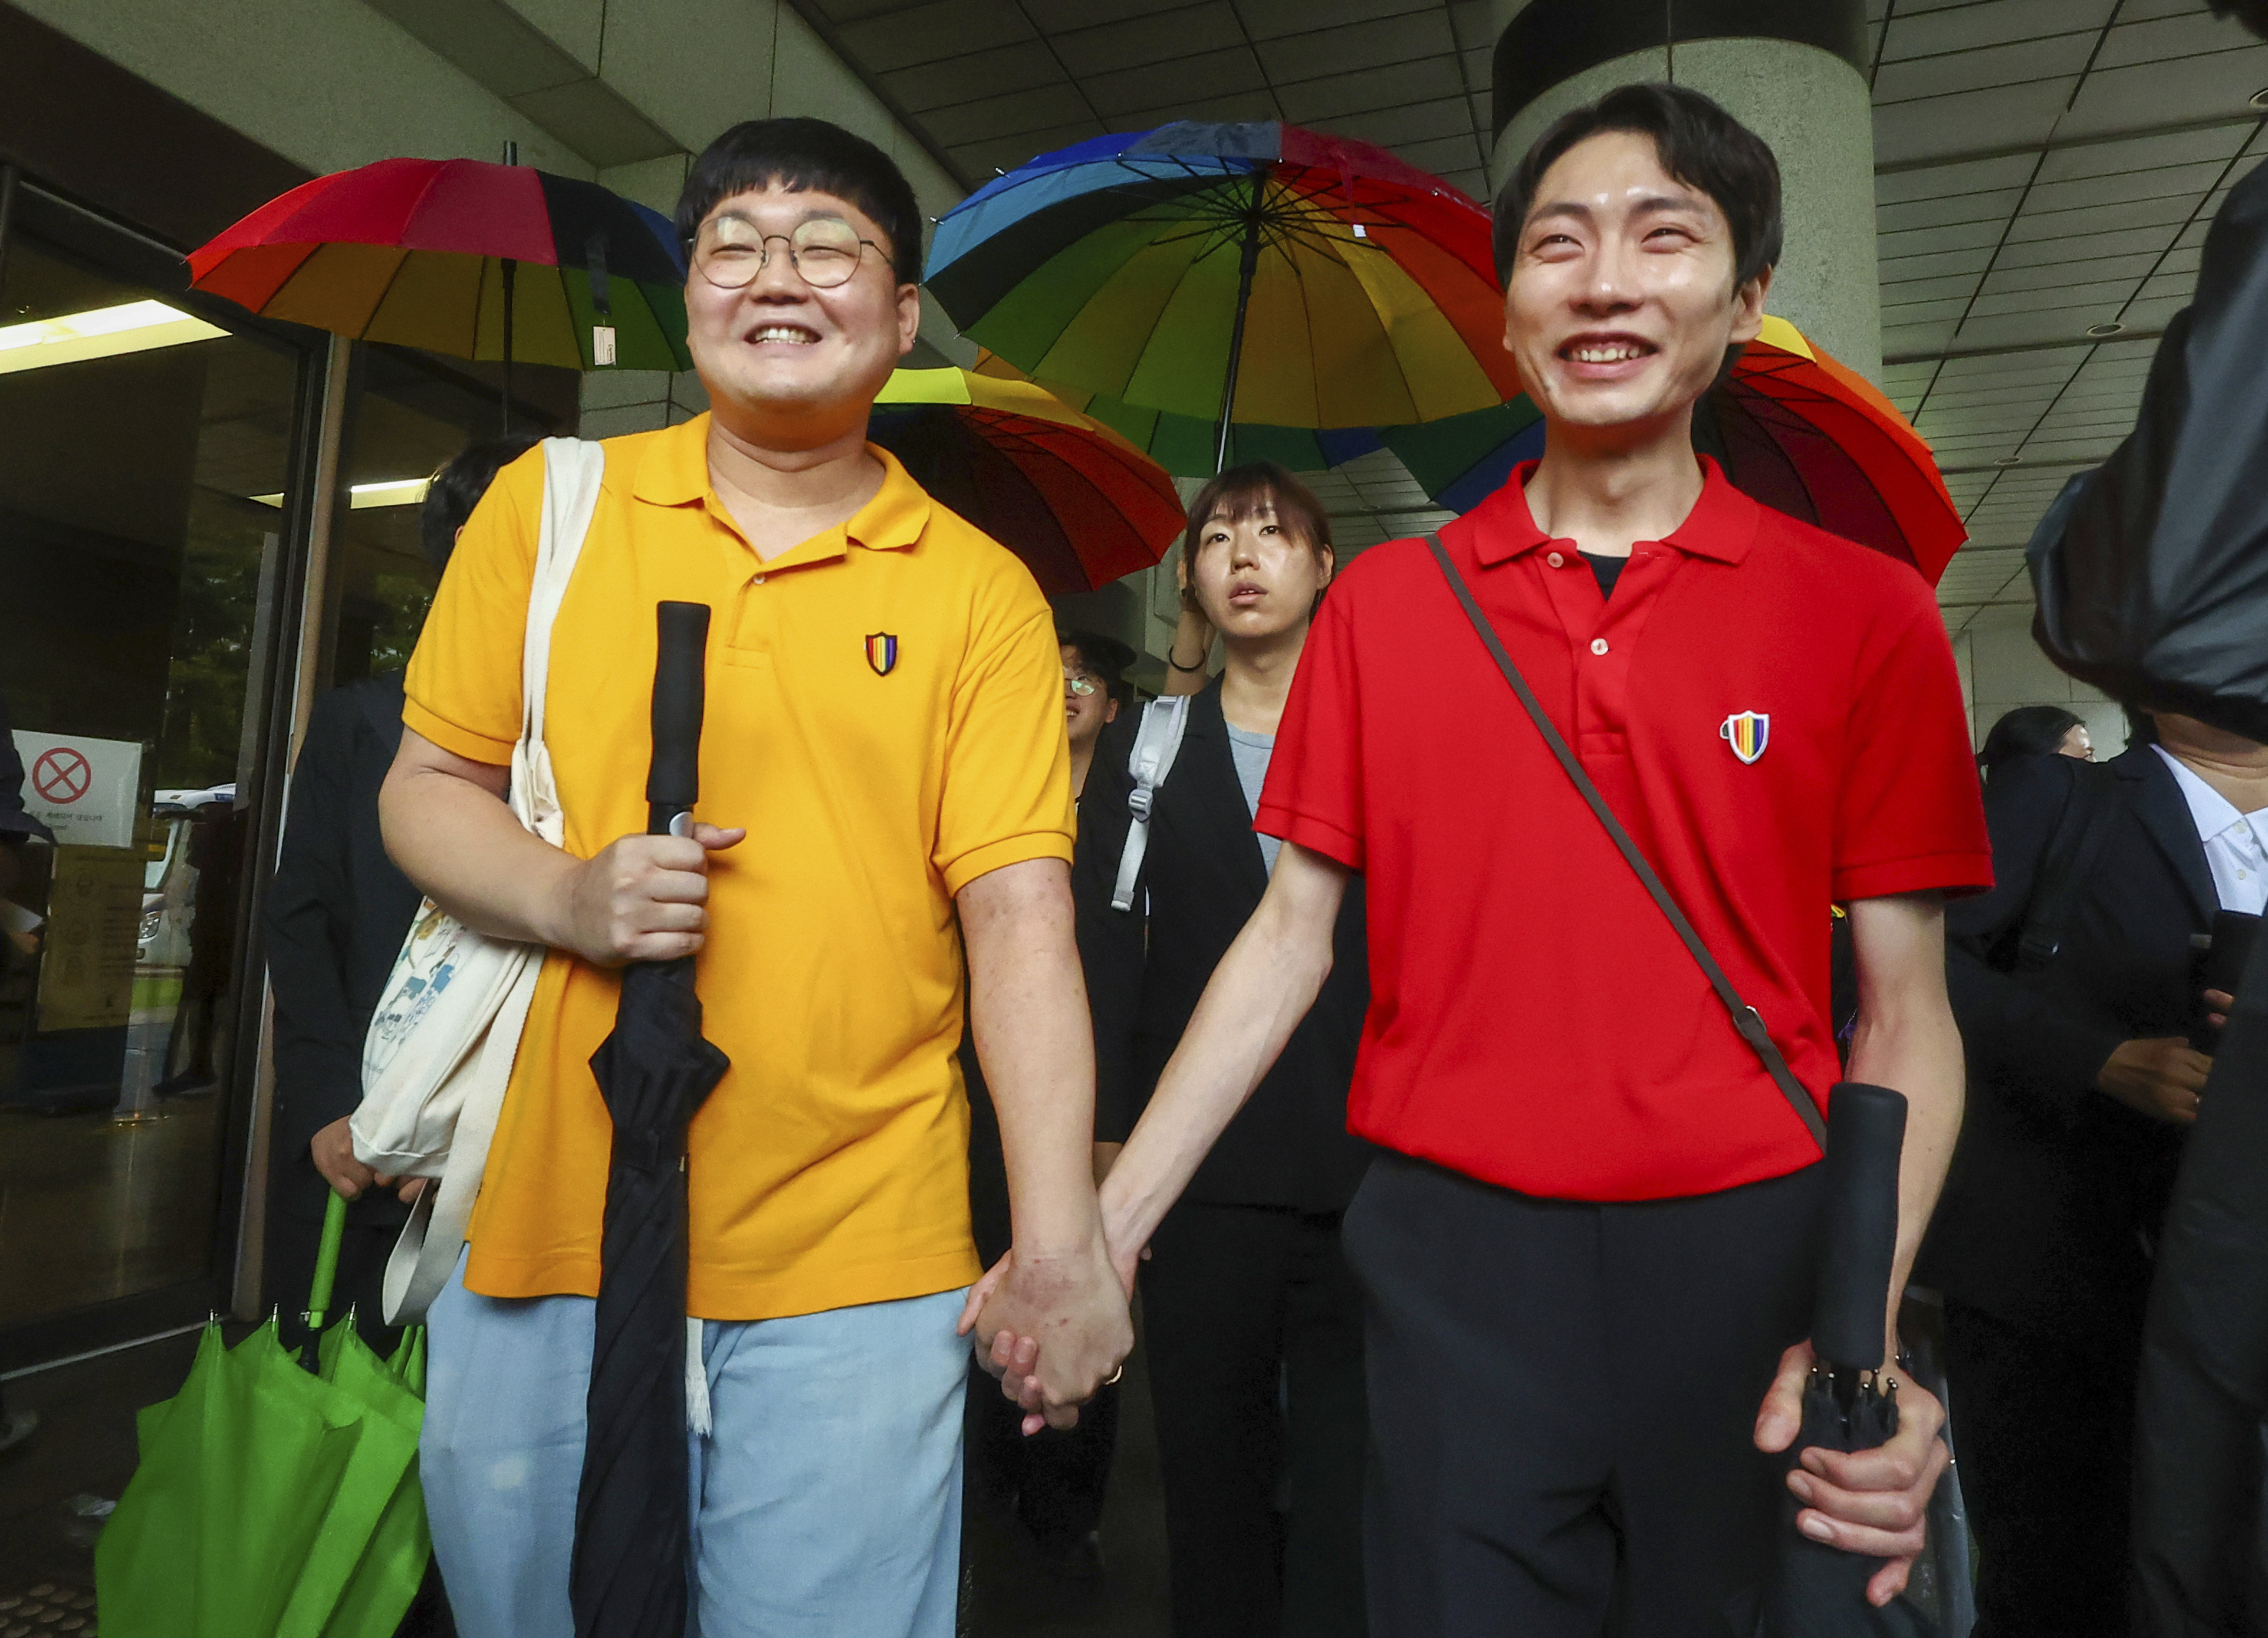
1073,680,1373,1213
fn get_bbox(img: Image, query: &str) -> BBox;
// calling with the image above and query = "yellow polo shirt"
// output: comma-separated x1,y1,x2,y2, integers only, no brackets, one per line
403,416,1074,1318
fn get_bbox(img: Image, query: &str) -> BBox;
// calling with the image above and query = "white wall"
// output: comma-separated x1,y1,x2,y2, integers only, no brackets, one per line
1950,607,2129,759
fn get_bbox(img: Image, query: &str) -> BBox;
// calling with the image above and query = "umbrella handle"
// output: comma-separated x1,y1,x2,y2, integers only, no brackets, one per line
648,601,712,836
305,1187,347,1336
1812,1081,1908,1374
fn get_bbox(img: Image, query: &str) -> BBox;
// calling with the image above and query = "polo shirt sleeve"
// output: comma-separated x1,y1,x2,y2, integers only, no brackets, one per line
1255,580,1365,870
935,573,1076,896
402,447,545,767
1832,586,1994,903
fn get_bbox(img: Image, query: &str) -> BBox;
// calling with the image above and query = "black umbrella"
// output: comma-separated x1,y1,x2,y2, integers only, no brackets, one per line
570,601,731,1638
1737,1082,1938,1638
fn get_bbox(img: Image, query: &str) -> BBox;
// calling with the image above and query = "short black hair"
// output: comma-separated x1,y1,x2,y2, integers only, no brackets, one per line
1182,461,1334,564
1059,627,1133,693
420,433,543,573
676,117,923,285
1494,83,1782,291
1977,705,2083,776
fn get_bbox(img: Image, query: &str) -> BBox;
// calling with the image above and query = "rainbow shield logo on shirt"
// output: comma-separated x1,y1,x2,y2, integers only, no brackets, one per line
865,633,899,676
1720,712,1770,764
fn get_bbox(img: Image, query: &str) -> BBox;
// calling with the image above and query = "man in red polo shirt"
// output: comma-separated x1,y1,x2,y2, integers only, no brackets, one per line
984,84,1990,1634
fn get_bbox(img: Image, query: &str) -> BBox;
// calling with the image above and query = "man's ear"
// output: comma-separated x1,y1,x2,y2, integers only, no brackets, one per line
896,283,923,357
1728,264,1773,346
1103,698,1121,726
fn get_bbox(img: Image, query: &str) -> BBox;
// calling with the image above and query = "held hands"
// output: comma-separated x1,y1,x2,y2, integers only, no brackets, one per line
551,823,744,966
2097,1035,2211,1124
310,1116,426,1205
956,1237,1132,1435
1754,1340,1949,1608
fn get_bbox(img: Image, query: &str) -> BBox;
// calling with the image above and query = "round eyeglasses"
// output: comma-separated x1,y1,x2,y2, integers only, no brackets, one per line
1064,675,1100,698
689,215,885,291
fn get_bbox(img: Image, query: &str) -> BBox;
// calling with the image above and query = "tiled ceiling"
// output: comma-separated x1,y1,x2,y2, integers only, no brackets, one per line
1869,0,2268,630
800,0,1498,199
803,0,2268,610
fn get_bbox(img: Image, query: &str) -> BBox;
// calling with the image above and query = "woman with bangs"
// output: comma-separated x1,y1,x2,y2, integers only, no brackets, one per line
1074,462,1372,1638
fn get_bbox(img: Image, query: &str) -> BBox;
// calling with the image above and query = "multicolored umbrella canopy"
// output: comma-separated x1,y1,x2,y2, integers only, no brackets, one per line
870,367,1187,595
1382,317,1967,585
186,157,691,374
927,122,1517,468
969,349,1382,478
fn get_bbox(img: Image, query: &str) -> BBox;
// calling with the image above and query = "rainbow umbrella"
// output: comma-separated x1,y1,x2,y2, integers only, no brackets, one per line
969,350,1383,478
1382,317,1967,584
869,368,1186,594
926,122,1516,472
188,156,690,427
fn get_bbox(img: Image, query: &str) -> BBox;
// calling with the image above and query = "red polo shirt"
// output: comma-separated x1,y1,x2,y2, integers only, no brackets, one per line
1257,459,1990,1202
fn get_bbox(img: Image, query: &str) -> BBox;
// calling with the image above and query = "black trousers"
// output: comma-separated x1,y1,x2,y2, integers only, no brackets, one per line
1942,1298,2138,1638
1142,1200,1369,1638
964,1357,1120,1552
963,1057,1119,1554
1343,1152,1825,1638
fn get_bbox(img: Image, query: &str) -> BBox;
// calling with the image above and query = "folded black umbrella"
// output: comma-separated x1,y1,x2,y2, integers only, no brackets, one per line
1734,1083,1938,1638
571,601,731,1638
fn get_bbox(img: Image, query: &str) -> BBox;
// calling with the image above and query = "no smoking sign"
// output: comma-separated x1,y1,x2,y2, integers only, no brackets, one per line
32,746,93,805
12,731,142,849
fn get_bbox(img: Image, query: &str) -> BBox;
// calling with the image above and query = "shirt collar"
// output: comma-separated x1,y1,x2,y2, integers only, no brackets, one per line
2152,744,2267,842
1458,455,1761,568
630,410,932,556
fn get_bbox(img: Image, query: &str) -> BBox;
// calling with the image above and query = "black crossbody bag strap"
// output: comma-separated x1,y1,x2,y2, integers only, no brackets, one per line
1424,535,1828,1152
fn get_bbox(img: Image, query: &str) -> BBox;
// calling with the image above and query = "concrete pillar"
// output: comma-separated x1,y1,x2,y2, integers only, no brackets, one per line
1486,0,1881,384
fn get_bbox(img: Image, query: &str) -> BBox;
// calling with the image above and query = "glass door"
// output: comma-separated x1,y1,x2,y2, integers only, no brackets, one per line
0,218,310,1344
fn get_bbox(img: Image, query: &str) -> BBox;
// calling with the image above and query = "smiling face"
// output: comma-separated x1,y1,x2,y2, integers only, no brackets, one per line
684,183,921,446
1060,642,1119,750
1187,498,1334,643
1503,128,1769,438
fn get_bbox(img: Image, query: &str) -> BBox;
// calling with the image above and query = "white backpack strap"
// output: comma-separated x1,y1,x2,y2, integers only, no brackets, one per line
512,437,607,844
1110,695,1191,913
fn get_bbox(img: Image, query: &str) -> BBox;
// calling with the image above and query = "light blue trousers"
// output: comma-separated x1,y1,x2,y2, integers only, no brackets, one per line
420,1253,969,1638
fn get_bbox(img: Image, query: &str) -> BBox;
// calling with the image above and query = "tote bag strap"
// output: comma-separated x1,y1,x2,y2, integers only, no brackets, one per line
382,952,542,1323
383,439,609,1324
512,437,608,839
1423,534,1827,1153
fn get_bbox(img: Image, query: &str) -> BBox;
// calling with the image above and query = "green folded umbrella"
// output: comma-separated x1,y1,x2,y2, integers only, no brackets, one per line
96,1192,432,1638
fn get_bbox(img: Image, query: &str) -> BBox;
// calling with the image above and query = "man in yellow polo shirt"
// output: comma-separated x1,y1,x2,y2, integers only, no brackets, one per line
379,118,1130,1638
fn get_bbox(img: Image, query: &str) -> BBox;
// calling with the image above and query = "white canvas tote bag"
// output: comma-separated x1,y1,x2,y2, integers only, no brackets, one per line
350,436,607,1323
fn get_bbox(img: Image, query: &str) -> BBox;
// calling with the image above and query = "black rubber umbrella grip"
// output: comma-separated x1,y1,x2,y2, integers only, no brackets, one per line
1815,1082,1908,1375
647,601,709,837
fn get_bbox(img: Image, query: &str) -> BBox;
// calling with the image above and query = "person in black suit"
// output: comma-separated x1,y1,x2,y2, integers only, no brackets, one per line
263,434,537,1353
1073,462,1371,1638
1922,709,2238,1637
